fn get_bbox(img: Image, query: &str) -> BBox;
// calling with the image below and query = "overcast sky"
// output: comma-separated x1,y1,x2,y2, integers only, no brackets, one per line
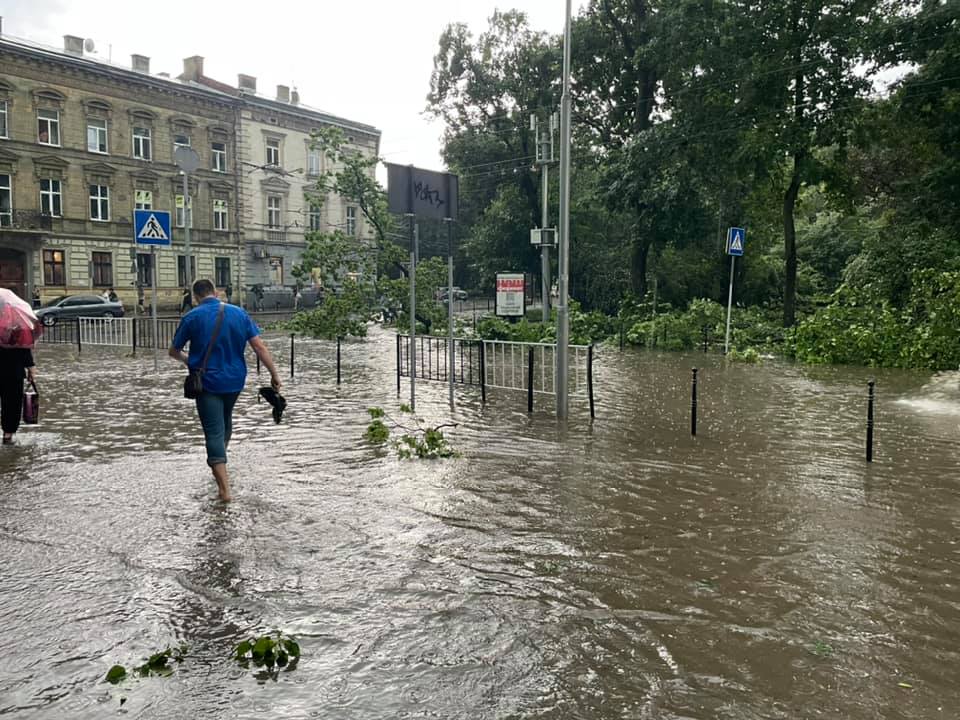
1,0,587,174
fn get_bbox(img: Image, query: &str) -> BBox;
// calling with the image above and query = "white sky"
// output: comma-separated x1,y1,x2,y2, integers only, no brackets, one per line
1,0,587,174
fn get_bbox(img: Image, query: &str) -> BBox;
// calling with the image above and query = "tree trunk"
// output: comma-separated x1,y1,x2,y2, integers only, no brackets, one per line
783,153,803,327
631,234,651,297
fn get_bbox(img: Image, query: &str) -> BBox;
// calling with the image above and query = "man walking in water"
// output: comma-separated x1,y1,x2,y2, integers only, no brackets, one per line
169,278,282,502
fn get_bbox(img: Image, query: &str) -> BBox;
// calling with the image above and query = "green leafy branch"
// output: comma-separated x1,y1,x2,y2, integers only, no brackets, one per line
364,405,458,459
105,645,189,684
234,632,301,673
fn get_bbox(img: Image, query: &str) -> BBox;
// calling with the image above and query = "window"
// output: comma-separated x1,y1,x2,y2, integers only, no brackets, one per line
89,185,110,221
136,253,153,287
43,249,65,285
308,203,321,232
38,108,60,146
307,149,321,176
177,255,197,288
267,196,281,228
269,256,283,286
134,190,153,210
40,179,62,217
0,101,7,139
212,142,226,172
266,139,280,166
87,118,108,153
215,257,231,287
346,206,357,236
213,199,228,231
133,127,152,160
175,195,192,228
92,251,113,287
0,174,10,227
174,134,191,149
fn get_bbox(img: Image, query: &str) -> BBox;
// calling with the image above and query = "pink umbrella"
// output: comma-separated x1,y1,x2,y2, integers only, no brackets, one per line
0,288,43,348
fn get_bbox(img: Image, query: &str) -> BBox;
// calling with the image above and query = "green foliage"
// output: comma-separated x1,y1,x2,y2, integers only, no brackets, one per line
473,301,612,346
286,280,374,340
727,347,762,364
234,632,301,673
791,270,960,370
106,645,189,684
362,406,458,459
625,299,724,351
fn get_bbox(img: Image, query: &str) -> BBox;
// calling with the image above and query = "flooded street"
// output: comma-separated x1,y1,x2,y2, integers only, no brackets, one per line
1,327,959,719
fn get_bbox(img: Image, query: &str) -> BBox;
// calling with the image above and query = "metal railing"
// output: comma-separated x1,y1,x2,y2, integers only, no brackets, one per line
397,334,593,399
37,316,180,351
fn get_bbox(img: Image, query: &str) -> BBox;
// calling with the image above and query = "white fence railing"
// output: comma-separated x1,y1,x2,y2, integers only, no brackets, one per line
79,316,132,347
482,339,591,397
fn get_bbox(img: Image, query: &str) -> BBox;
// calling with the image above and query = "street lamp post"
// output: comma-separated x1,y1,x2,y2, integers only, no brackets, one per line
174,146,201,289
556,0,573,420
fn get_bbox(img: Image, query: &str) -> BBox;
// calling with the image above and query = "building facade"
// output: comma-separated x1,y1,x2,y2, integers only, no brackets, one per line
0,35,244,309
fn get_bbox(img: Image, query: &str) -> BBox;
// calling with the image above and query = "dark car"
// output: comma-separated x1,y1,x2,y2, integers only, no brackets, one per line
35,294,125,326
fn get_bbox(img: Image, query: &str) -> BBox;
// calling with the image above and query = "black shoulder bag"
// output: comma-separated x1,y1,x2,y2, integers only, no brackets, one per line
184,303,226,399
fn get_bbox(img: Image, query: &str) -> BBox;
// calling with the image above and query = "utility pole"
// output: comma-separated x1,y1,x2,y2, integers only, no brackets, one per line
532,113,558,323
556,0,573,420
174,146,201,289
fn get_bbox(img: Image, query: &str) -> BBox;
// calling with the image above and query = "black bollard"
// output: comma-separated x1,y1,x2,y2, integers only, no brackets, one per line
527,347,534,413
132,317,138,356
619,319,625,352
257,353,261,375
289,333,295,379
866,380,875,463
76,318,82,354
691,368,698,436
588,345,596,420
396,334,401,397
337,336,342,386
479,341,487,404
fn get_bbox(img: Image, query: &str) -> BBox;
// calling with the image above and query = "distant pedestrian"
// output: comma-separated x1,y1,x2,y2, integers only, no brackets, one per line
108,288,118,303
0,347,36,445
225,283,233,304
169,278,282,502
101,288,111,302
294,288,303,311
253,285,265,312
180,288,192,315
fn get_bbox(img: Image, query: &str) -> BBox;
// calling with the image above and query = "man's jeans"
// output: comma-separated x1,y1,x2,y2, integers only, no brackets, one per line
196,391,241,466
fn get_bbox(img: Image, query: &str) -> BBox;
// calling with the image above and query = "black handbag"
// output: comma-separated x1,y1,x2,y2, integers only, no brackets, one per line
184,303,226,399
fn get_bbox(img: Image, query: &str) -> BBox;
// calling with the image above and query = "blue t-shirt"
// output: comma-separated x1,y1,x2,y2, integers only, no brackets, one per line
172,298,260,394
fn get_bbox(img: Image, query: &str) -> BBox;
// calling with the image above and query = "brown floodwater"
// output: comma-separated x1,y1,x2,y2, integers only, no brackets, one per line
0,327,958,719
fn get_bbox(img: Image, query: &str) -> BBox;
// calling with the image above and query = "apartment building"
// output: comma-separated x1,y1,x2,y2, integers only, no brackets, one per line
0,34,242,307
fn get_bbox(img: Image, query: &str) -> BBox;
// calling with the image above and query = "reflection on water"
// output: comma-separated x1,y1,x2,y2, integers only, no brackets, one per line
0,329,958,719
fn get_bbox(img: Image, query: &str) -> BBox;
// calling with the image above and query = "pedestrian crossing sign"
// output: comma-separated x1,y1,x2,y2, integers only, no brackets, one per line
134,209,171,246
726,227,745,256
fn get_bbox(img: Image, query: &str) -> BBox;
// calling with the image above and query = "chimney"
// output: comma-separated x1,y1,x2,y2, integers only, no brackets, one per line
238,74,257,93
63,35,84,56
181,55,204,81
276,85,290,103
291,88,300,106
131,54,150,73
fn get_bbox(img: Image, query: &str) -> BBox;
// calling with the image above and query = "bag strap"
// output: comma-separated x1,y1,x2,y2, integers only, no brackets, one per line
199,303,226,374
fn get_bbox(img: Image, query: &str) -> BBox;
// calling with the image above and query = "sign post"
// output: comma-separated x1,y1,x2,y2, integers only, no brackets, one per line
446,218,455,407
134,208,171,372
174,146,201,289
724,226,745,355
385,163,459,412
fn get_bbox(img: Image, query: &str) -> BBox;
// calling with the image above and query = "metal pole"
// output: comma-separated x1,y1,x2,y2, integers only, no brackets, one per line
151,245,158,372
337,336,342,386
541,137,550,323
556,0,573,420
447,219,455,407
588,345,595,420
290,333,295,379
409,216,417,412
479,341,486,404
691,368,698,436
182,171,193,288
867,380,875,463
396,333,401,397
527,347,534,413
724,255,735,354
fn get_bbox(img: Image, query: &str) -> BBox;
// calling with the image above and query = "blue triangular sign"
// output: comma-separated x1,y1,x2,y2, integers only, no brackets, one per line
730,232,742,252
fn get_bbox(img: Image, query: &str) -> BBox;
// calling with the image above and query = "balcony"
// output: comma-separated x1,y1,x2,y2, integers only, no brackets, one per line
0,210,54,233
266,229,286,244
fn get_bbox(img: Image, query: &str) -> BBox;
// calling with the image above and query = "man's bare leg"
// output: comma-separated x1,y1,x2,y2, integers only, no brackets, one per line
211,463,232,502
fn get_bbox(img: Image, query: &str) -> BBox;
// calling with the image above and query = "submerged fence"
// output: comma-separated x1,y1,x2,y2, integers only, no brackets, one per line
397,334,595,413
37,316,180,352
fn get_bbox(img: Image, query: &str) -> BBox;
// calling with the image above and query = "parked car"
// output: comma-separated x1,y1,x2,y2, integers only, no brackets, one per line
35,294,125,326
438,288,468,303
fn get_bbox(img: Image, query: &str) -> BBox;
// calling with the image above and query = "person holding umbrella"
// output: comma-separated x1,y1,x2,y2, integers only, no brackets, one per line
0,289,41,445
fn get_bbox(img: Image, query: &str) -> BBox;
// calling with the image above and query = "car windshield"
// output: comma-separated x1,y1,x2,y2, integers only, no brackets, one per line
43,296,67,308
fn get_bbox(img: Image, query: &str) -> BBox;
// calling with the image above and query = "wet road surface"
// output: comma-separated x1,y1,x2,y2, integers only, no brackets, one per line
1,328,958,718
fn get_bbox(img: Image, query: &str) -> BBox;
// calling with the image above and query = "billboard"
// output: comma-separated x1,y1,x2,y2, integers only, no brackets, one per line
496,273,526,317
385,163,459,221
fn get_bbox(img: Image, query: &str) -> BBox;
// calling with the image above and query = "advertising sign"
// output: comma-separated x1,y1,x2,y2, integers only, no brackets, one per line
385,163,459,221
496,273,526,317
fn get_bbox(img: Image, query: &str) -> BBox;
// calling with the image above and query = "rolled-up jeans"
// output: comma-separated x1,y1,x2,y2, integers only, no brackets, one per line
195,391,241,466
